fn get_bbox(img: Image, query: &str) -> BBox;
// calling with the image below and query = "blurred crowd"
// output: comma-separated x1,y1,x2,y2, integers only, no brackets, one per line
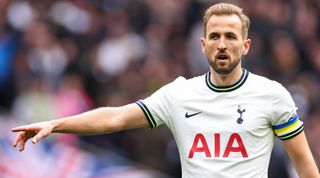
0,0,319,177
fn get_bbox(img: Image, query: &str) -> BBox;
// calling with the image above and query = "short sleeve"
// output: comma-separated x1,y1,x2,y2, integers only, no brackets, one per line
135,77,186,129
269,83,304,140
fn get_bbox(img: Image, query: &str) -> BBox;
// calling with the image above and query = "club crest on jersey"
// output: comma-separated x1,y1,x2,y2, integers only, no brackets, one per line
237,105,245,124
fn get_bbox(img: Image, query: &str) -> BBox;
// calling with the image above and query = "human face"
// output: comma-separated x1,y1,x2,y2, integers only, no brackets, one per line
200,14,251,75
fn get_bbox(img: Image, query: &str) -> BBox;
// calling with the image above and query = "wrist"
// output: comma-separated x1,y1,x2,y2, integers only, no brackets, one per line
50,119,61,133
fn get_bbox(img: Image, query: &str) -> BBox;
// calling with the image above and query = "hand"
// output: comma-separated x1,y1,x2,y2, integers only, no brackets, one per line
11,121,55,151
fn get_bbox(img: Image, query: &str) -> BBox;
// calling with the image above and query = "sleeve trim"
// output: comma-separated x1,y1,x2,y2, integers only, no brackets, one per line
279,125,304,140
135,100,157,129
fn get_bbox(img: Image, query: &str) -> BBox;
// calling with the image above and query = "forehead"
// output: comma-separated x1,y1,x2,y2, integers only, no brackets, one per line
206,14,242,34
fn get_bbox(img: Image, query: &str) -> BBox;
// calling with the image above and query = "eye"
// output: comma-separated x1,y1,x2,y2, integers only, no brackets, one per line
208,33,219,40
226,33,237,40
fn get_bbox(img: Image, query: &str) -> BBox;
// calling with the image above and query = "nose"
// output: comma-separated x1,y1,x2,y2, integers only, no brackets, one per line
217,38,227,51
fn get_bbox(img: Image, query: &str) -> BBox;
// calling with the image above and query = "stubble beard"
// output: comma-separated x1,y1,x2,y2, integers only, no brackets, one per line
207,57,241,75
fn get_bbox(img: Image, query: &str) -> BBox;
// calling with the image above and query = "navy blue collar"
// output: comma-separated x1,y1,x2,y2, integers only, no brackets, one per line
205,69,249,92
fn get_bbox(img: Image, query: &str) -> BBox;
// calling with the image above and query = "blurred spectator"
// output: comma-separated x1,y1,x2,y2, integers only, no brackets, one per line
307,40,320,74
93,9,146,81
268,30,301,84
23,21,69,89
6,1,34,31
187,22,210,76
0,0,18,109
54,73,93,118
11,76,55,123
49,1,92,34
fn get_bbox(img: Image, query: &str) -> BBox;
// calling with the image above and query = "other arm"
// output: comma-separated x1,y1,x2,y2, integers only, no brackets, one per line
12,103,149,151
283,132,320,178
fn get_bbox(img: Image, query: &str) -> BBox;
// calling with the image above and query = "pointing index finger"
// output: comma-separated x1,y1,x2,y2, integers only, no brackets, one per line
11,125,33,132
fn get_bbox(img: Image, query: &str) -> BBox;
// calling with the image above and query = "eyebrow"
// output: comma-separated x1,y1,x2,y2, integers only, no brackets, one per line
208,31,238,37
208,32,220,36
225,32,238,37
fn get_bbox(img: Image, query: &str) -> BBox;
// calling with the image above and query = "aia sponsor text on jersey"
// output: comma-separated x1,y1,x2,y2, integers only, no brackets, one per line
188,133,248,158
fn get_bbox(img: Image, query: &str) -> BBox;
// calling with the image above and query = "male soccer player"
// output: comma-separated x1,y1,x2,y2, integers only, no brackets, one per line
12,3,319,178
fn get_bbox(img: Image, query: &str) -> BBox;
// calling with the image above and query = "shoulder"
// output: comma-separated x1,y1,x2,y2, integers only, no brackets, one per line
248,72,288,94
248,72,293,103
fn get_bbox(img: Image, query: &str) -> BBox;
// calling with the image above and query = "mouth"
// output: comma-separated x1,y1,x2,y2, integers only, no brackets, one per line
215,53,229,60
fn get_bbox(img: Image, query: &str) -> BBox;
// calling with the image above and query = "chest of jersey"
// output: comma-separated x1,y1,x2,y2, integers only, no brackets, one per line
168,89,273,159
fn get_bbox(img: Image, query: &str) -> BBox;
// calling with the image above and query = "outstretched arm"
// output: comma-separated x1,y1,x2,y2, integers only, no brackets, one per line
283,132,320,178
12,103,148,151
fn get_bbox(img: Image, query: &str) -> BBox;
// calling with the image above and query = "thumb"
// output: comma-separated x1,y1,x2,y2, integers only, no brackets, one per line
32,130,49,144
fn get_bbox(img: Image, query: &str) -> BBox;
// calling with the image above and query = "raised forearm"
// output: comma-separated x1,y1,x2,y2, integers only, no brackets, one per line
12,103,148,151
52,107,122,135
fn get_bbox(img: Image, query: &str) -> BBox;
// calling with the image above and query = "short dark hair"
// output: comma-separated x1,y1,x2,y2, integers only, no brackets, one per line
203,3,250,39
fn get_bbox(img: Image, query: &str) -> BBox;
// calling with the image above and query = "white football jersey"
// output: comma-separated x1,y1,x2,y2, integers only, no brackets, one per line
136,69,303,178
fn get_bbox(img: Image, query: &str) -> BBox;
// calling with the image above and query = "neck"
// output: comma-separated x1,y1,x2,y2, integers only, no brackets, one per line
210,67,243,87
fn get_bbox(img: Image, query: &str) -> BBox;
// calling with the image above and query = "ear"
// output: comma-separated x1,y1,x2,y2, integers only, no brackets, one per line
242,39,251,55
200,37,206,54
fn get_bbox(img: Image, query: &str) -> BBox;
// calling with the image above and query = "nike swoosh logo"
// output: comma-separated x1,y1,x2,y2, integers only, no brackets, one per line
185,111,202,118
